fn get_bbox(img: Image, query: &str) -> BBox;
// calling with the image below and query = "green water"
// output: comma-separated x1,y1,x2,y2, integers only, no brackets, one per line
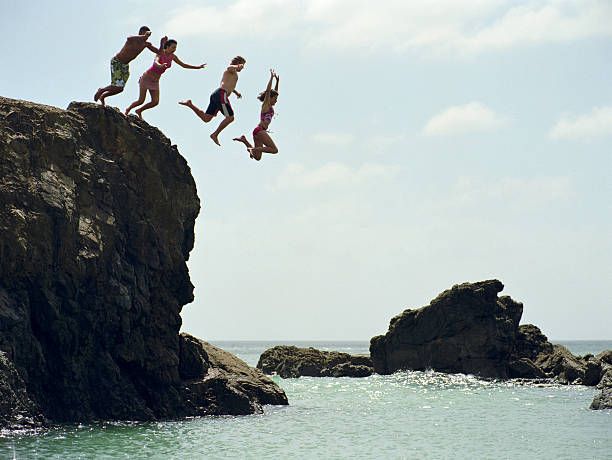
1,341,611,459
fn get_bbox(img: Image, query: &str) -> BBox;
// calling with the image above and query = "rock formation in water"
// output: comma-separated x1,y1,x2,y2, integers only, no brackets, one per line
0,97,287,428
590,351,612,410
370,280,522,378
370,280,611,389
257,346,373,378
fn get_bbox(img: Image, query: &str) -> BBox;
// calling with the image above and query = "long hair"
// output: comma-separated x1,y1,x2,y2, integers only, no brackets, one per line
258,89,279,102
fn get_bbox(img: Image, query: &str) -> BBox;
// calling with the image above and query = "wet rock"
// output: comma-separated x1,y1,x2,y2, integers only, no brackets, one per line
370,280,522,378
257,346,374,378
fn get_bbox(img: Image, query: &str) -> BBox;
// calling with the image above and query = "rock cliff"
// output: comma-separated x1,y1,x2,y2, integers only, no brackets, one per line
0,97,287,427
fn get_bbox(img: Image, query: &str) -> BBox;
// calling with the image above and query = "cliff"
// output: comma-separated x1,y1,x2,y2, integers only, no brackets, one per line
0,97,286,428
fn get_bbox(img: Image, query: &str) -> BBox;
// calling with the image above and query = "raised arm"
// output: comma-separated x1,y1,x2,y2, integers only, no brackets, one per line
274,72,280,92
173,55,206,69
261,69,275,111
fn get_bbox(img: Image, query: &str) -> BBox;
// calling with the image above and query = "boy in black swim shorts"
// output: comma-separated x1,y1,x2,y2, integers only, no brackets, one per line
179,56,246,146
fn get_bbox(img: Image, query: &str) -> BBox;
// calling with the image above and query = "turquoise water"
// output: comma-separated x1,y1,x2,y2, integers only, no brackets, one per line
1,341,611,459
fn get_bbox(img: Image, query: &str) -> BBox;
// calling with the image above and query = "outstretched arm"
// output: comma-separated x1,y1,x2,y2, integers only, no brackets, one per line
274,72,280,92
146,42,159,54
147,35,167,54
173,55,206,69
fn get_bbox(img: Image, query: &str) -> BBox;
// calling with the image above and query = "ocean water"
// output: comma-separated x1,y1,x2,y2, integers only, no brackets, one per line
1,341,610,459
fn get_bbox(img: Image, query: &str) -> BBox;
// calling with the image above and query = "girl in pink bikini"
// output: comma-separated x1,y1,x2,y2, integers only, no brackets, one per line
234,69,279,161
125,39,205,119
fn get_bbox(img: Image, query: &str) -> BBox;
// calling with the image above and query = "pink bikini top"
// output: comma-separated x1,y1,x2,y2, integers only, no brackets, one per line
149,52,173,75
259,107,274,128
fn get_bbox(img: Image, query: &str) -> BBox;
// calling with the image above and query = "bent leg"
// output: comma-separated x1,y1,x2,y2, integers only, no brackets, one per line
135,90,160,119
179,100,213,123
124,86,147,116
250,131,279,159
210,115,234,146
232,135,253,151
98,85,124,106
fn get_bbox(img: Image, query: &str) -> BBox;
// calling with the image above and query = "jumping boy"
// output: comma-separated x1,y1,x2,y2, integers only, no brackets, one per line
179,56,246,146
94,26,164,106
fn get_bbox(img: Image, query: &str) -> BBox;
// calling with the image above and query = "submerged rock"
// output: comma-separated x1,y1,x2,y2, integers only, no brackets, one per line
257,346,373,378
0,98,286,426
370,280,522,378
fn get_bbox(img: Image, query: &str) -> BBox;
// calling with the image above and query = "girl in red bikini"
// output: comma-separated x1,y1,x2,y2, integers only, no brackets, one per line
233,69,279,161
125,39,205,119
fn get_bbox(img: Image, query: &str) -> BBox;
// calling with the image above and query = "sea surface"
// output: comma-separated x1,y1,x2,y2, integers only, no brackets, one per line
1,340,611,459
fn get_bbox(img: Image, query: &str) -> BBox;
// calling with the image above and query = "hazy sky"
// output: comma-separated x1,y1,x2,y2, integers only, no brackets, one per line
2,0,611,340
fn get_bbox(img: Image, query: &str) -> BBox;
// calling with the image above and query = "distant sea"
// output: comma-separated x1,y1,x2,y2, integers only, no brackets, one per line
2,340,610,459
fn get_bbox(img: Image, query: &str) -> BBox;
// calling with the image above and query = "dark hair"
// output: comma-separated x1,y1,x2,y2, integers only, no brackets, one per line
258,89,279,102
231,56,246,65
139,26,150,34
164,39,177,49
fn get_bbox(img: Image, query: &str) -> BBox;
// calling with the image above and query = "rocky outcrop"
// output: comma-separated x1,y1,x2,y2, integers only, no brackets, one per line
369,279,611,395
590,351,612,410
0,97,287,427
370,280,522,378
590,388,612,410
180,335,288,415
534,345,587,384
257,346,374,378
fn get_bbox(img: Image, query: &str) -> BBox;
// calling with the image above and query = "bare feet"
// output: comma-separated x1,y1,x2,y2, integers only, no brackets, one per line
210,133,221,146
124,107,131,117
178,99,192,107
233,135,248,144
99,95,106,107
248,147,262,161
94,89,102,102
135,108,144,120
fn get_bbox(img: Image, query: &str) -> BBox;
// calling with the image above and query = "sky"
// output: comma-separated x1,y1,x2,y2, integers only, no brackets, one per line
2,0,611,340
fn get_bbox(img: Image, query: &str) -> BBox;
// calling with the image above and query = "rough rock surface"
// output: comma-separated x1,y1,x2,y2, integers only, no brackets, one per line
590,351,612,410
257,346,374,378
590,387,612,410
180,334,288,414
0,97,287,425
370,280,523,378
0,352,45,429
534,345,587,384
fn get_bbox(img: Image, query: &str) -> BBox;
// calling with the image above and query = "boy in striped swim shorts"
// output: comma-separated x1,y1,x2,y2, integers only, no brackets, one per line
94,26,164,106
